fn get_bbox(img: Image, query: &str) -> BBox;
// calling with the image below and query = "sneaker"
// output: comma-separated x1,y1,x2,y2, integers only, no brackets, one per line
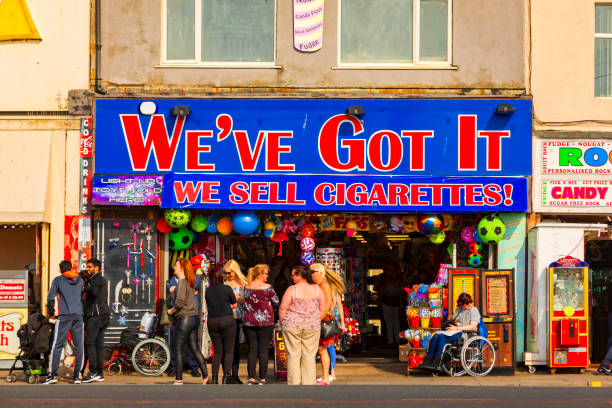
95,373,105,382
597,364,612,375
82,372,101,383
42,375,58,385
73,378,81,384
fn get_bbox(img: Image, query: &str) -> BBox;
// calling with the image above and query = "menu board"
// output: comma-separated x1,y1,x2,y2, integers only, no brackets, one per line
486,276,509,315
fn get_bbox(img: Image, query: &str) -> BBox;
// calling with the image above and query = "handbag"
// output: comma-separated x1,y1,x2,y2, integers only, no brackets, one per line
320,316,340,339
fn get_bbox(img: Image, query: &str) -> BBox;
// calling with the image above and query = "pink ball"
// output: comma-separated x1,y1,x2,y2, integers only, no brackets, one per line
461,226,475,243
300,237,316,252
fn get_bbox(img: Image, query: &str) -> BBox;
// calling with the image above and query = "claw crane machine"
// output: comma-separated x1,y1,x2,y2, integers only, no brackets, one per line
525,223,602,374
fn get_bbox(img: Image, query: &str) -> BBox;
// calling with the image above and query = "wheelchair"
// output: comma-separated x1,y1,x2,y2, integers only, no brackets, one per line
436,331,495,377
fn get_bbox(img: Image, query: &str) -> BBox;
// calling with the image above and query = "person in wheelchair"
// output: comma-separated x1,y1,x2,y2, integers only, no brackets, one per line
420,293,480,371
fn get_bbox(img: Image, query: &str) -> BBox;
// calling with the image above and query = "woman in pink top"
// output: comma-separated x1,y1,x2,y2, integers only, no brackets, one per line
279,265,325,385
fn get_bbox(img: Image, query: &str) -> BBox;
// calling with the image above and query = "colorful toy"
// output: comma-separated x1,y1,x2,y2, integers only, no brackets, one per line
473,229,483,243
416,214,444,236
389,216,404,233
164,209,191,228
190,215,207,232
206,216,218,234
169,227,193,250
300,223,316,238
469,241,483,253
231,211,259,235
300,237,316,252
264,221,276,238
345,220,358,237
216,217,233,235
461,226,475,243
468,252,483,266
477,215,506,244
300,251,315,266
280,217,298,235
429,231,446,244
156,217,172,234
271,232,289,256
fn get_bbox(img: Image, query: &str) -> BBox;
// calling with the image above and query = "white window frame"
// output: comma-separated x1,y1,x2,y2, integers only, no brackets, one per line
160,0,279,68
336,0,454,70
595,4,612,97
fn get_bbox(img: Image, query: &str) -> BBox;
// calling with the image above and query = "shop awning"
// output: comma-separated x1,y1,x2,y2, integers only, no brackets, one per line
0,133,51,222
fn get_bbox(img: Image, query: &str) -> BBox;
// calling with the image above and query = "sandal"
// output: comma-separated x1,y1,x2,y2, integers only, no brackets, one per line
172,380,184,385
247,379,259,385
316,380,330,385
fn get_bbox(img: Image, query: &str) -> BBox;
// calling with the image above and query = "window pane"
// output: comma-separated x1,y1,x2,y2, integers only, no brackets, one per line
202,0,275,62
166,0,195,60
596,5,612,34
420,0,447,61
341,0,413,63
595,38,612,97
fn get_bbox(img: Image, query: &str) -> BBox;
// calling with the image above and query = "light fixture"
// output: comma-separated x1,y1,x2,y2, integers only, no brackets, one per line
171,104,192,117
494,102,515,115
346,105,365,117
139,101,157,115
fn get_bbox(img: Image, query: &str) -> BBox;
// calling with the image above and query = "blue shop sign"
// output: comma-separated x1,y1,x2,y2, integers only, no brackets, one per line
161,174,527,212
95,99,532,176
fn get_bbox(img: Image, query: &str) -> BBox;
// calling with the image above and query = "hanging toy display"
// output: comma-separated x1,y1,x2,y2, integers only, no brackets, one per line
429,231,446,244
169,227,193,250
472,229,483,243
300,223,316,238
190,215,208,232
416,214,444,236
477,215,506,244
468,241,483,253
300,250,315,266
232,211,259,235
271,232,290,256
164,209,191,228
468,252,483,267
388,216,404,233
280,217,298,235
216,217,233,236
264,221,276,238
300,237,316,252
156,217,173,234
345,220,358,237
206,216,218,234
460,226,475,243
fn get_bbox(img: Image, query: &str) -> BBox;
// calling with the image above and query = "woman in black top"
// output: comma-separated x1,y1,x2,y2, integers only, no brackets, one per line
205,266,237,384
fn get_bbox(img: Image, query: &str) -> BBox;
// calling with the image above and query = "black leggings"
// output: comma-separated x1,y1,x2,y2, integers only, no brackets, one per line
174,315,208,381
208,315,237,377
222,318,242,377
245,325,273,380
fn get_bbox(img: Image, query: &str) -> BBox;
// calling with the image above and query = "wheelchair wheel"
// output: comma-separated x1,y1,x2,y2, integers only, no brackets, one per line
440,351,466,377
460,336,495,377
107,362,122,376
131,338,170,377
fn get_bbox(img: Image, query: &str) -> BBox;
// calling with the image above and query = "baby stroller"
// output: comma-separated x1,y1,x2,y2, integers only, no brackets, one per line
6,313,54,383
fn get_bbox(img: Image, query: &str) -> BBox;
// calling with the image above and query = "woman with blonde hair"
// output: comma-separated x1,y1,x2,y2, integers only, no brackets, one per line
310,263,336,385
243,264,279,385
222,259,248,383
167,258,209,385
322,266,345,383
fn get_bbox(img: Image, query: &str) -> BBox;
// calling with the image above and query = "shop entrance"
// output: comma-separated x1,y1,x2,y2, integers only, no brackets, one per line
585,240,612,363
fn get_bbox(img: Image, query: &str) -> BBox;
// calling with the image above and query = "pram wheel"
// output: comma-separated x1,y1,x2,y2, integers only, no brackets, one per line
27,375,36,384
107,362,122,376
6,374,17,383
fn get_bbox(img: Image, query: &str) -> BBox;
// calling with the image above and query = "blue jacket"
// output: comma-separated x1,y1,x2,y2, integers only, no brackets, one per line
47,274,84,319
167,275,201,308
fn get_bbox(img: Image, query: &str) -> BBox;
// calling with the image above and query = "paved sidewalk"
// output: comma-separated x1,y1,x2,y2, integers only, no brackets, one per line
3,360,611,387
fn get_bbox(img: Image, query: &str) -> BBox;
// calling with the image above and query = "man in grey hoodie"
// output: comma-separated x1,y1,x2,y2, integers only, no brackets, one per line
43,260,85,384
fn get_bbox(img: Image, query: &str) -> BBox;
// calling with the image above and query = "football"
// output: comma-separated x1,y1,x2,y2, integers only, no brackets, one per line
169,227,193,250
477,215,506,244
164,209,191,228
468,253,483,266
469,241,483,253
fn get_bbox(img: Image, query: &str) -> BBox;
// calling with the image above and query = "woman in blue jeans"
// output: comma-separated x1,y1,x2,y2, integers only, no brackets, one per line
420,293,481,371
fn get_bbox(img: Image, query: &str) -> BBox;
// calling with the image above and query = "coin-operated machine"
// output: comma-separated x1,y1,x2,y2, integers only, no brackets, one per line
549,257,589,372
480,269,515,372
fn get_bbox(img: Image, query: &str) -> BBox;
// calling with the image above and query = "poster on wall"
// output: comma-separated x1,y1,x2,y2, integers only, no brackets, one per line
92,175,163,206
0,308,27,361
541,180,612,208
293,0,324,52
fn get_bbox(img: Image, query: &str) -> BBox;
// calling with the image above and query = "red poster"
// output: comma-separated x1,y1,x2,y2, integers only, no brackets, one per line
64,215,79,270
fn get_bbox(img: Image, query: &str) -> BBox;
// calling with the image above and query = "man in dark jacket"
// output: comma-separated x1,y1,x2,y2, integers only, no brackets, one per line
81,258,110,383
43,260,84,384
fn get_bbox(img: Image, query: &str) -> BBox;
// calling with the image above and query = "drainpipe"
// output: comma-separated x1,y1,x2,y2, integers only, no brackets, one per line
95,0,107,95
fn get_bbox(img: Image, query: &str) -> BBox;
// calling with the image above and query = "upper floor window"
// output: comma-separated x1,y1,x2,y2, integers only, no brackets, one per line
163,0,275,66
339,0,451,66
596,5,612,96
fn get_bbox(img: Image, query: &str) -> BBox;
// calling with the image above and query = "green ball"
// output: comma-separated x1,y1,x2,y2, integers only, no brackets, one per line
164,209,191,228
468,252,482,266
429,231,446,244
169,227,193,250
190,215,207,232
477,215,506,244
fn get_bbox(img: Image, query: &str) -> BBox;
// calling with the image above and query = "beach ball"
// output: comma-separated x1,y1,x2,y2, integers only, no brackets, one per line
206,217,218,234
468,252,483,267
461,226,475,243
217,217,233,235
416,214,444,236
477,215,506,244
164,209,191,228
232,211,259,235
169,227,193,250
190,215,207,232
469,242,483,253
429,231,446,244
264,221,276,238
156,217,172,234
300,251,315,266
300,237,316,252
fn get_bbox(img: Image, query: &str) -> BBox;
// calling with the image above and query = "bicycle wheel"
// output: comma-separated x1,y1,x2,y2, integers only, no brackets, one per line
440,351,466,377
460,336,495,377
131,338,170,377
